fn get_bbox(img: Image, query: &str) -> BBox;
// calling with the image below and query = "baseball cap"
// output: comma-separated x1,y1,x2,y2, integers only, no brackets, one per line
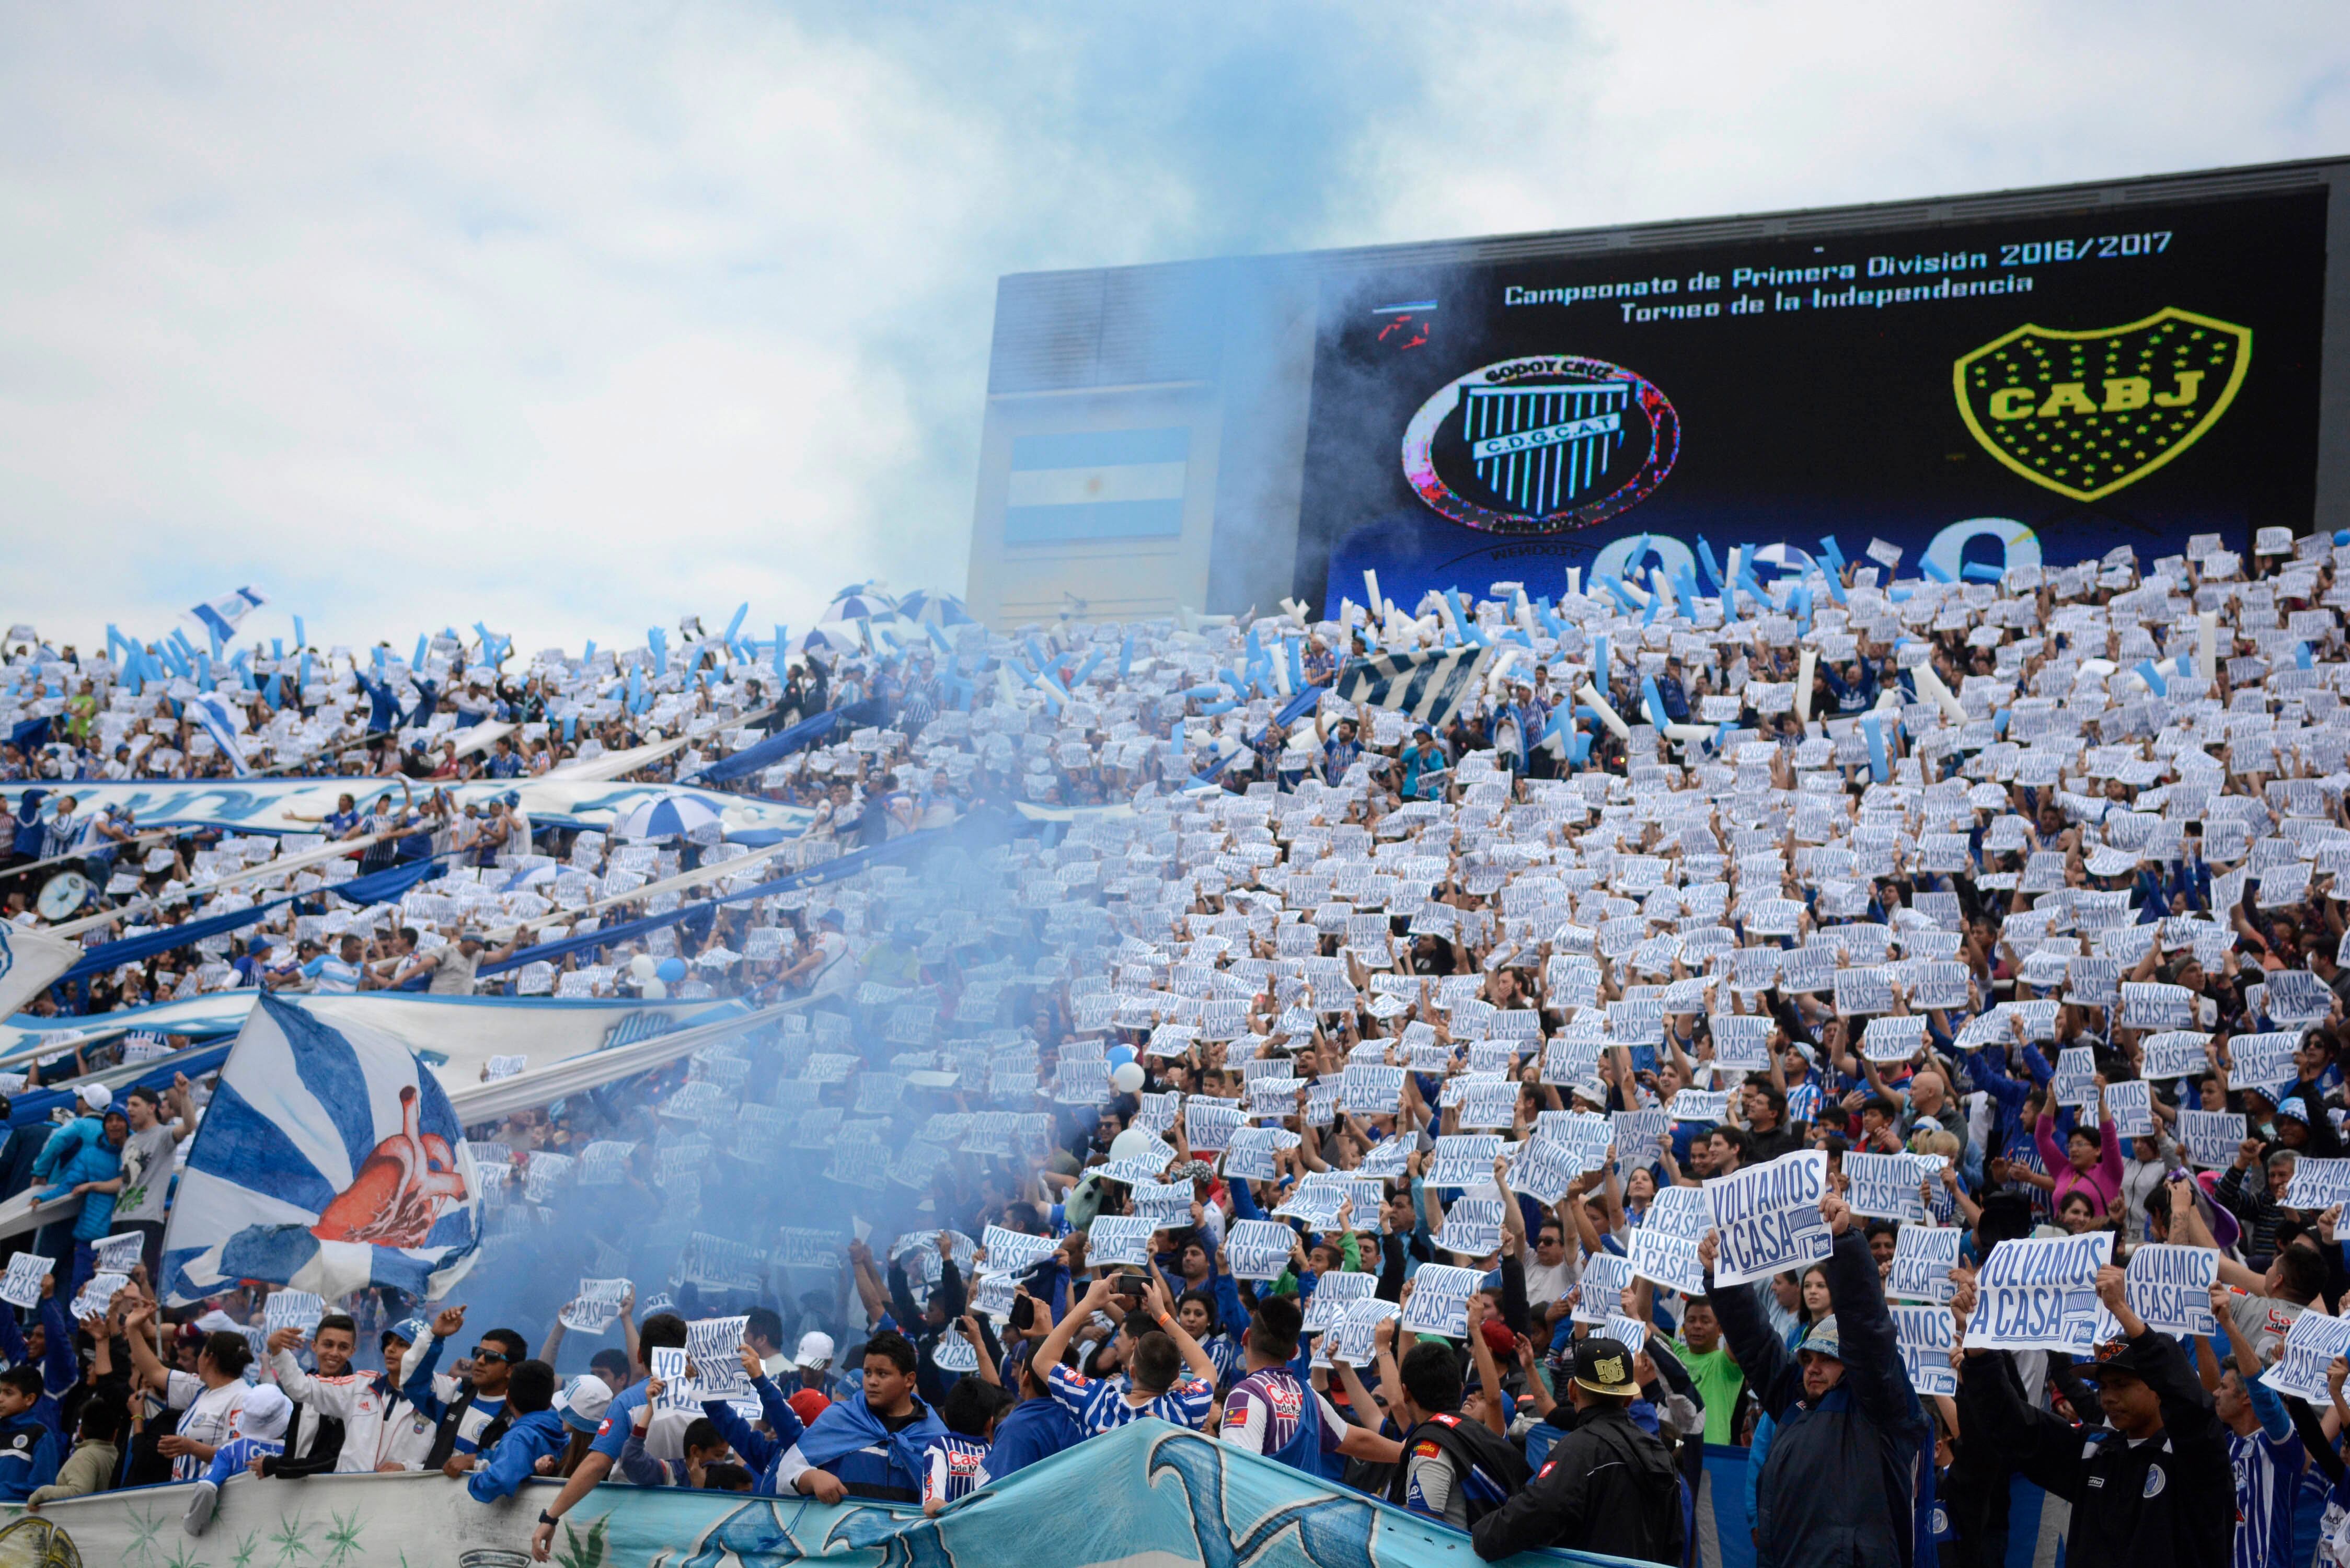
79,1084,111,1113
788,1387,832,1426
557,1374,614,1434
2079,1331,2171,1383
795,1330,836,1371
1798,1315,1843,1363
1572,1336,1639,1397
385,1317,429,1350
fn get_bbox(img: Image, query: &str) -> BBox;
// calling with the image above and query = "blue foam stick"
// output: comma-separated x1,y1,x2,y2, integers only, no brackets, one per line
1287,638,1304,693
583,641,596,665
563,714,578,742
1817,536,1846,574
371,644,386,673
723,603,748,646
1593,635,1610,690
1642,588,1661,627
1068,648,1106,689
1641,676,1669,730
300,652,313,692
1120,634,1135,681
1993,709,2010,734
1446,590,1487,644
1024,635,1050,673
293,616,306,650
271,638,282,661
1962,561,2005,582
1695,536,1724,593
1861,714,1889,781
412,635,428,670
1570,729,1594,765
2173,651,2193,677
1197,699,1236,717
264,673,281,705
1920,556,1953,584
196,653,212,691
1183,685,1223,701
206,625,226,662
648,627,668,669
2298,642,2314,670
2134,658,2169,697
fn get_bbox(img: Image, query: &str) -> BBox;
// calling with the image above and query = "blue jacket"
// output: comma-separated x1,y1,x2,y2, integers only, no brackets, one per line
0,1294,75,1424
0,1412,60,1502
30,1118,120,1240
698,1374,806,1495
1711,1227,1929,1568
985,1395,1082,1479
467,1409,567,1502
796,1392,946,1501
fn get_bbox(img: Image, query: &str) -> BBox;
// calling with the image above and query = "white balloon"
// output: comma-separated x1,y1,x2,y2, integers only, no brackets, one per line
1107,1127,1152,1161
629,953,657,982
1111,1061,1146,1094
640,977,667,999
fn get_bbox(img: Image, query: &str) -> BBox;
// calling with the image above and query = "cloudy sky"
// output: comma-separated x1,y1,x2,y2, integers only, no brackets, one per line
4,3,2345,655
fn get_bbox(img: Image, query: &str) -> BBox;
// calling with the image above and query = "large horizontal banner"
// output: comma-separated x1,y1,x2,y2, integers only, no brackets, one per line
8,1418,1627,1568
0,777,813,838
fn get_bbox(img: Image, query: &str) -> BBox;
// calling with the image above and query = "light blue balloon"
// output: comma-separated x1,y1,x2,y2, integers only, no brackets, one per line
655,958,687,983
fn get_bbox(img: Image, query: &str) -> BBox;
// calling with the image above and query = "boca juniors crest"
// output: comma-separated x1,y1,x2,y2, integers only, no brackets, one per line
1952,306,2251,503
1400,354,1679,534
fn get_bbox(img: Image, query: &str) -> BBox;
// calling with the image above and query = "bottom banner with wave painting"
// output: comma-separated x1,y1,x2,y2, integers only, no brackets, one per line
0,1419,1640,1568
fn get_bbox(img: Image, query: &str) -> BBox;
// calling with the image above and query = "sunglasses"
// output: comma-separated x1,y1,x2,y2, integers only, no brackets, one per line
469,1346,509,1363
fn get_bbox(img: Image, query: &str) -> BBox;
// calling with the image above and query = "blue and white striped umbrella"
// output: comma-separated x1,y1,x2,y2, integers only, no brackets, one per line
797,624,862,656
613,792,723,842
821,582,898,623
895,589,975,628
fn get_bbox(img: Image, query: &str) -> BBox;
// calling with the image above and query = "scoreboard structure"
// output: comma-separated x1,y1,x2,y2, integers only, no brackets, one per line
965,157,2350,626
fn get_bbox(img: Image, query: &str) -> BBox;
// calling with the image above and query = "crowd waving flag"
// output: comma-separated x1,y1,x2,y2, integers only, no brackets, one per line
160,994,482,1305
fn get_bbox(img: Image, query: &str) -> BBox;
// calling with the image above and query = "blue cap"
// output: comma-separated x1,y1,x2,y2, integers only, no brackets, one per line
385,1317,429,1347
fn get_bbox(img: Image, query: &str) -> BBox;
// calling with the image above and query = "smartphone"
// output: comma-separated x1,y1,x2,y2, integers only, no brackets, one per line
1008,1295,1036,1333
1113,1271,1153,1298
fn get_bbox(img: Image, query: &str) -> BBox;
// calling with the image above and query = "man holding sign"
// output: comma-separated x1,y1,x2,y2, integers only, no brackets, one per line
1701,1189,1927,1568
1958,1264,2230,1568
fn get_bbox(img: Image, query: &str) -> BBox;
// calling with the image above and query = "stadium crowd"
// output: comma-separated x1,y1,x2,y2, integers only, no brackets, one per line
0,529,2348,1567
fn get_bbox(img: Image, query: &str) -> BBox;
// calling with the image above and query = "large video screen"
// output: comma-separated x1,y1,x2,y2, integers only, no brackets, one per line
1294,189,2328,614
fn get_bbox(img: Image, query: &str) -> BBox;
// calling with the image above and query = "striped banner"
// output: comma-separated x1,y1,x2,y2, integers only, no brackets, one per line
1333,645,1492,728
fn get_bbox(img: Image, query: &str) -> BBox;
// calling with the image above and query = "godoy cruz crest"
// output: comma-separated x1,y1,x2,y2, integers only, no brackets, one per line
1402,355,1679,534
1952,306,2250,503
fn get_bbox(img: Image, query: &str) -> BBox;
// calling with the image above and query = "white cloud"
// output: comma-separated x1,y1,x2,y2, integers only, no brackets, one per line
1,2,2344,654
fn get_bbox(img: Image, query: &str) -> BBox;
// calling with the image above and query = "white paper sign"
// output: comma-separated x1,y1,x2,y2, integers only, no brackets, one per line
89,1232,144,1277
1575,1252,1635,1324
1888,1225,1964,1303
1428,1134,1503,1189
1967,1233,2112,1353
1435,1197,1506,1259
1704,1151,1831,1287
1400,1263,1485,1338
2103,1079,2155,1139
262,1289,326,1336
561,1278,631,1334
1628,1226,1706,1296
2180,1109,2247,1170
2124,1244,2219,1338
2285,1157,2350,1211
686,1315,753,1402
0,1254,51,1311
1845,1152,1927,1223
1086,1215,1155,1270
1892,1304,1960,1396
1226,1219,1296,1282
2265,1311,2350,1402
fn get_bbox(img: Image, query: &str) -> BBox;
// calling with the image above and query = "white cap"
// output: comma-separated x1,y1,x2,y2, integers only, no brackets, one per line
79,1084,111,1113
795,1330,836,1371
233,1384,293,1442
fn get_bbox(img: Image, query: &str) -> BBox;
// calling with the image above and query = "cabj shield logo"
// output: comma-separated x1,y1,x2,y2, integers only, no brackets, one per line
1953,307,2250,502
1402,355,1679,534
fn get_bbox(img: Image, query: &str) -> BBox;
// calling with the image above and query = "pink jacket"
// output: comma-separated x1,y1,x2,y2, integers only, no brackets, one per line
2035,1111,2124,1217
